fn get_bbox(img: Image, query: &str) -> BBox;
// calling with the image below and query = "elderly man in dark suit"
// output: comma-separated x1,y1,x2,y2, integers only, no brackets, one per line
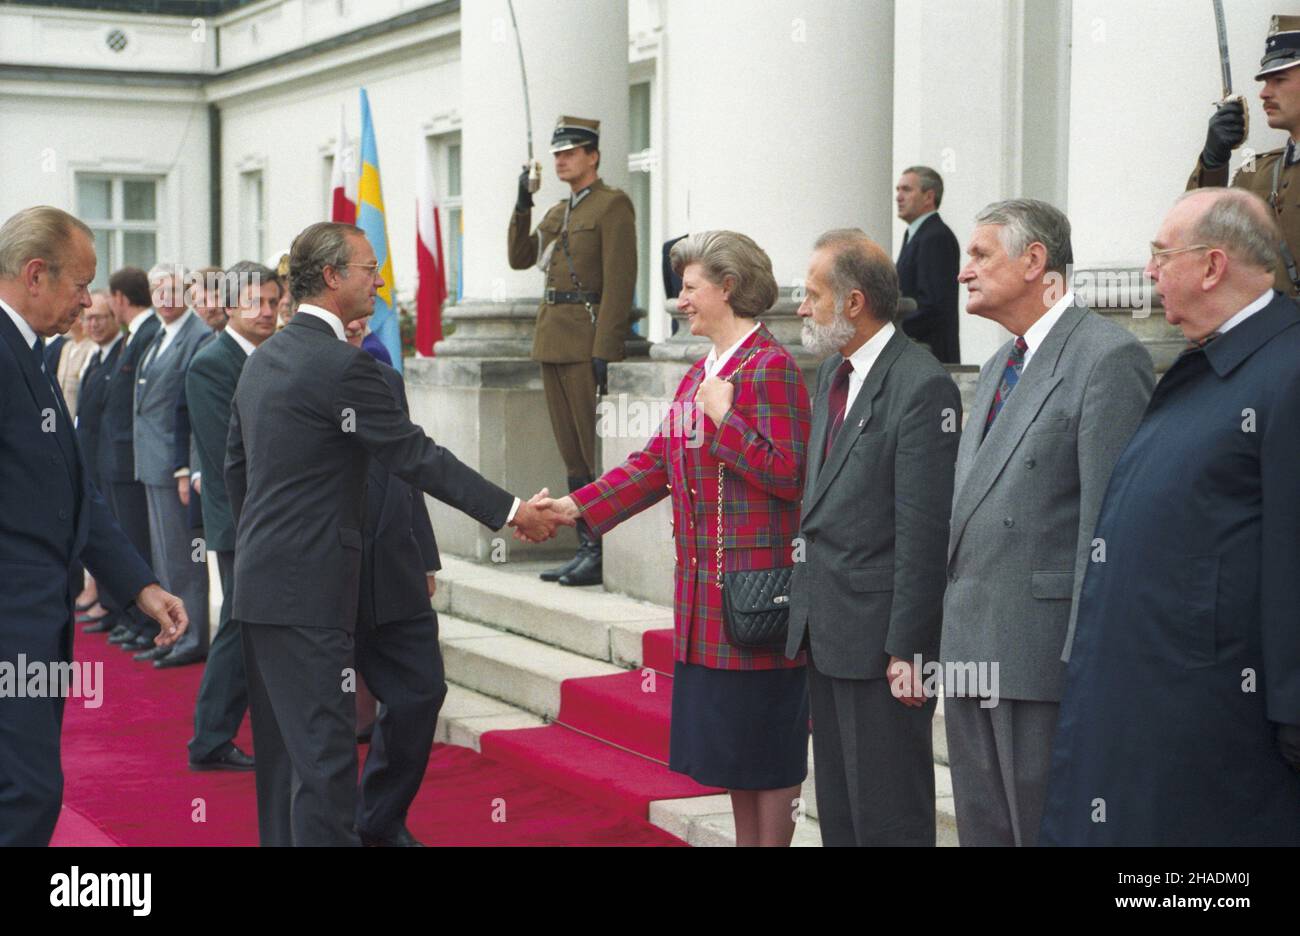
343,315,443,847
895,167,962,363
226,221,568,846
1042,189,1300,845
183,261,281,772
788,229,960,846
0,206,187,845
132,266,211,668
941,198,1154,846
72,291,124,632
99,267,161,650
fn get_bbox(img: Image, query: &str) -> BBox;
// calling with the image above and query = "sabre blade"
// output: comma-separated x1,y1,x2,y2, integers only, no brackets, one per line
1213,0,1233,98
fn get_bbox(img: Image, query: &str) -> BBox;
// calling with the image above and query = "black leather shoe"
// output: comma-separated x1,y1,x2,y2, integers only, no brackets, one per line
189,745,255,772
155,649,206,669
83,618,115,634
106,626,134,645
121,635,154,651
75,598,97,613
134,645,171,662
558,523,602,587
358,825,424,847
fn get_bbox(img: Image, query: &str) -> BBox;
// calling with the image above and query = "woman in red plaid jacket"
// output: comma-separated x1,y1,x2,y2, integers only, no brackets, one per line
544,231,812,846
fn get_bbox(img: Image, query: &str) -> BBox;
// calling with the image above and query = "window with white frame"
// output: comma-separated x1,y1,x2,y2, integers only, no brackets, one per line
240,170,266,263
427,132,463,304
77,174,160,290
628,81,653,332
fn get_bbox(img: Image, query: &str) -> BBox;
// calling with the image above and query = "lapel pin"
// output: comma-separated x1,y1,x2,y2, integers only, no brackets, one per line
857,419,866,428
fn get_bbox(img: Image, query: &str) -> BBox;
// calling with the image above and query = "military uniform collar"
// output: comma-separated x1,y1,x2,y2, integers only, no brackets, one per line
569,178,603,209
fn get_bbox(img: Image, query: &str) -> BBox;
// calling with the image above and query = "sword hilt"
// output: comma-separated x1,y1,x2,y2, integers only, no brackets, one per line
1214,94,1249,150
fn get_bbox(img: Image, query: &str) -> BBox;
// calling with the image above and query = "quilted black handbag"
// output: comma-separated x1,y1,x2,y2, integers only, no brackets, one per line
712,347,792,649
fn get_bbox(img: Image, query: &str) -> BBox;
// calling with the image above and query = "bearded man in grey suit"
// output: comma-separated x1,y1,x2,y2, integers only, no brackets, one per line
788,230,960,846
941,199,1154,846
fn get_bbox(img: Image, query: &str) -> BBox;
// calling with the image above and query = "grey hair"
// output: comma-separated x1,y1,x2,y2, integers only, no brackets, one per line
813,228,900,322
975,198,1073,276
902,165,944,209
221,260,279,308
290,221,364,302
1176,188,1280,272
670,230,778,318
0,206,93,278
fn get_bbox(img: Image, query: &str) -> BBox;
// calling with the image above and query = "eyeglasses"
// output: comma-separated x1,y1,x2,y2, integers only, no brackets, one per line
1149,243,1212,268
340,262,380,275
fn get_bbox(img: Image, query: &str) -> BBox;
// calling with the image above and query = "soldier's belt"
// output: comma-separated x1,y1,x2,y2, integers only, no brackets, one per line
544,289,601,306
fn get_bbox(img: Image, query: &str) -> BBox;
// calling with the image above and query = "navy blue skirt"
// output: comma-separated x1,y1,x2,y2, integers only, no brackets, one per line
668,661,810,791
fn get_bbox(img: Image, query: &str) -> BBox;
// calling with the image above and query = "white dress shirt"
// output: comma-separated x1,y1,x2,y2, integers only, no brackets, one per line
126,308,157,348
143,308,194,369
1216,289,1273,336
905,210,937,243
80,332,122,380
703,322,762,379
841,321,897,414
296,303,347,341
1021,290,1075,373
225,325,258,358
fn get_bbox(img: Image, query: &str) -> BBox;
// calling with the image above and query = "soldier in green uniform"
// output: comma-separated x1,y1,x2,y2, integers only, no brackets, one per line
1189,14,1300,297
508,116,637,586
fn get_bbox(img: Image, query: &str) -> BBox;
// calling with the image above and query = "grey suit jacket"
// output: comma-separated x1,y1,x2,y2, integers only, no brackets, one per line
787,329,961,680
940,301,1154,702
133,311,208,487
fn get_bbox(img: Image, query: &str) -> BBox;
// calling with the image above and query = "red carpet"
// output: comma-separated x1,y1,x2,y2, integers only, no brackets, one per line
477,627,723,816
53,625,684,846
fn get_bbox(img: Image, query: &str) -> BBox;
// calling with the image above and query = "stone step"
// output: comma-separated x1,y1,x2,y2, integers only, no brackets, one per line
435,682,546,752
439,613,623,719
434,556,673,667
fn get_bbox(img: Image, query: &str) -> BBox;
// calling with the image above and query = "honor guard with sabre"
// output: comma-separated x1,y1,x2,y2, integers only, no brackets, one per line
1189,13,1300,297
508,116,637,587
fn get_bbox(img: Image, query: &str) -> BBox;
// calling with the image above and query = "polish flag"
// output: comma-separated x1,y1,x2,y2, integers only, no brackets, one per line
330,106,357,224
415,141,446,357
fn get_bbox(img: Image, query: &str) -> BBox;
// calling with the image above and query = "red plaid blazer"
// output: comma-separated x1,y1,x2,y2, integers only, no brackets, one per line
573,325,811,670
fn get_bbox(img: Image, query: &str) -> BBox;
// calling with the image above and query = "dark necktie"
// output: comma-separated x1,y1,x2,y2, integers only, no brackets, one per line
902,229,911,248
984,336,1028,436
33,335,47,372
824,358,855,458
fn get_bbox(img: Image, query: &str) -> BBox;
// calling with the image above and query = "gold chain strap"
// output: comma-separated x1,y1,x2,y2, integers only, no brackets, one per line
715,461,725,589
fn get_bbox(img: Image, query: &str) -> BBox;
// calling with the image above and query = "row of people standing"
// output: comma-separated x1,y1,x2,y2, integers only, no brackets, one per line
538,187,1300,847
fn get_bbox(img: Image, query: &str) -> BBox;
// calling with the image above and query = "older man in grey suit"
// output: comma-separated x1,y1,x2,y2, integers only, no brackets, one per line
941,199,1154,846
788,230,961,846
134,265,212,667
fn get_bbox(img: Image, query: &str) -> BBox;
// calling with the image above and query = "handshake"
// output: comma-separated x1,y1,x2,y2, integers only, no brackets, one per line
508,488,583,543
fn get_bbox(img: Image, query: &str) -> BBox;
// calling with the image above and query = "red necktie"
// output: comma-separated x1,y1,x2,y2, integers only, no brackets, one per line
824,358,855,459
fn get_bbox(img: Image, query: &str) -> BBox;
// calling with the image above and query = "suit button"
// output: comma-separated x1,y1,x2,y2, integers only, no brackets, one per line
1004,518,1014,528
1024,458,1036,469
690,488,696,496
691,557,697,566
58,508,69,520
949,572,958,583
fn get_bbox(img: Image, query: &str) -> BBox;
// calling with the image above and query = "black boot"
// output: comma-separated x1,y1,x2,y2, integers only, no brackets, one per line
558,521,602,587
540,476,591,582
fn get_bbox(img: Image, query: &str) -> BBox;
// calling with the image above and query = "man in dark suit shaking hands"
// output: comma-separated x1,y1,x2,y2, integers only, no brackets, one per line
895,167,961,363
0,206,188,845
226,221,568,846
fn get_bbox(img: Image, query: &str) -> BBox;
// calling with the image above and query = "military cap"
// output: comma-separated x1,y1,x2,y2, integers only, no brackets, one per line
550,116,600,154
1255,15,1300,80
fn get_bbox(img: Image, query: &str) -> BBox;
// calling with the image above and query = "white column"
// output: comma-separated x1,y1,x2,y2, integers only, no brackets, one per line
457,0,629,339
661,0,894,304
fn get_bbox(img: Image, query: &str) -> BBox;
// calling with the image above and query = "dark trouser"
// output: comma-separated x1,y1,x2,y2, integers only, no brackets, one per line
145,483,209,657
0,594,72,846
945,696,1059,847
808,659,937,846
540,360,597,478
354,610,446,838
242,622,359,846
188,551,248,762
105,479,156,637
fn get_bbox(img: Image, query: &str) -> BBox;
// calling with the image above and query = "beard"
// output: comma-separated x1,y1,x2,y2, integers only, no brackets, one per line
801,302,856,357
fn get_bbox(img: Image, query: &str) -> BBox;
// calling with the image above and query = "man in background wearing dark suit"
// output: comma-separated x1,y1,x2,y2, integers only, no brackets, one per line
789,230,960,845
1042,189,1300,845
72,291,124,632
99,266,161,651
226,221,569,845
184,261,280,772
0,206,187,845
345,315,443,846
895,166,961,363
